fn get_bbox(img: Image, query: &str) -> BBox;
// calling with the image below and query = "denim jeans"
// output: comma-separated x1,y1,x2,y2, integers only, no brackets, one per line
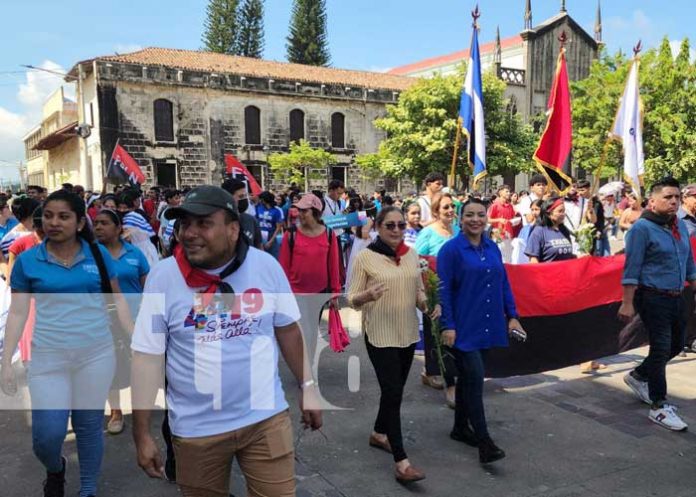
633,291,685,405
365,334,415,463
452,348,489,441
28,340,115,497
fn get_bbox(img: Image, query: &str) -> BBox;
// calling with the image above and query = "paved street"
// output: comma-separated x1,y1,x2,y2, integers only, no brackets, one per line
2,336,696,497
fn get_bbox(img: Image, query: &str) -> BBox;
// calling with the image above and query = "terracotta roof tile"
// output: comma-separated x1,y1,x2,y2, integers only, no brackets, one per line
388,35,523,75
85,47,416,91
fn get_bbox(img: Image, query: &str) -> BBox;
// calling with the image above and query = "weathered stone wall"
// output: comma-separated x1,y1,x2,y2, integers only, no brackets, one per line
95,61,412,193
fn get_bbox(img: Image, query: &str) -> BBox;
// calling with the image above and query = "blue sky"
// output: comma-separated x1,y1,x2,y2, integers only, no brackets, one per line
0,0,693,181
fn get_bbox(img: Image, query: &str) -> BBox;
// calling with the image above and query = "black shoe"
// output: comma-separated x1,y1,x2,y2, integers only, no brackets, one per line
478,437,505,464
43,456,66,497
450,425,478,447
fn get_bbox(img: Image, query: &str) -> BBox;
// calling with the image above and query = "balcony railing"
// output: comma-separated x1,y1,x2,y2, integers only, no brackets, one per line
497,66,526,86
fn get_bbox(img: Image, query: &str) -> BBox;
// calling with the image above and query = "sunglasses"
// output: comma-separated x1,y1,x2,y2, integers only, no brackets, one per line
384,221,407,231
441,204,454,210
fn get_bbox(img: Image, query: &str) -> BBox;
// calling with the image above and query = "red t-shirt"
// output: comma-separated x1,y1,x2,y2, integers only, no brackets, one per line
9,233,40,256
279,228,341,294
487,201,518,239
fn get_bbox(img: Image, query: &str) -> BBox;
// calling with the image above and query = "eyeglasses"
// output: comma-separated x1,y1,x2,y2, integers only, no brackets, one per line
441,204,454,210
384,221,407,231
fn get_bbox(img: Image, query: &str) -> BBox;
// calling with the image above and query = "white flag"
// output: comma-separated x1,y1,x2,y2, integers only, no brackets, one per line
610,60,644,195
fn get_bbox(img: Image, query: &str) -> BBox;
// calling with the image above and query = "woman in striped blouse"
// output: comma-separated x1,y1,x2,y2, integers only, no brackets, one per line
348,206,439,484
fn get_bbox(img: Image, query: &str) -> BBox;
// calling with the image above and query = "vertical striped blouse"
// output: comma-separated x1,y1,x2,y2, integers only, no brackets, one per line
347,247,423,348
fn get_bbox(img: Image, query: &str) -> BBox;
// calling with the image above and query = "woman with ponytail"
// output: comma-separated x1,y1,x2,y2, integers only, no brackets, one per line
93,208,150,435
1,190,133,497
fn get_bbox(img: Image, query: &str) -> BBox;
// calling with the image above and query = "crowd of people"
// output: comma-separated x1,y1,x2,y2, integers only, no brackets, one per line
0,171,694,496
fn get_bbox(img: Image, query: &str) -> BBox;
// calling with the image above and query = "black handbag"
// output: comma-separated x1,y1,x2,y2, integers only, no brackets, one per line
88,243,131,389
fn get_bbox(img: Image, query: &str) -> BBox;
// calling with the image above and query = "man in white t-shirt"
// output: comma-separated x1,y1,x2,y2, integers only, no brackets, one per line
130,185,321,497
417,172,445,227
517,174,549,226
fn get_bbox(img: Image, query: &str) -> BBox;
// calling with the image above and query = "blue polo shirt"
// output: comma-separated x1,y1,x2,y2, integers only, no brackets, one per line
10,238,116,350
103,240,150,316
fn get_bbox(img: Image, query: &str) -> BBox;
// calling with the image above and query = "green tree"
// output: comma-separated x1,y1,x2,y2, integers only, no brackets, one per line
268,139,337,189
362,67,537,186
202,0,240,54
286,0,331,66
236,0,265,58
572,37,696,184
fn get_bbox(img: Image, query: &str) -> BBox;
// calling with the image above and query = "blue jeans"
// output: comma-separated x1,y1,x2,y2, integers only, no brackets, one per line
29,340,115,497
633,291,685,405
452,348,489,441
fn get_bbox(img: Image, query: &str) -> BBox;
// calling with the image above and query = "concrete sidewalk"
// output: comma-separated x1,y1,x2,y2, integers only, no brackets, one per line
2,343,696,497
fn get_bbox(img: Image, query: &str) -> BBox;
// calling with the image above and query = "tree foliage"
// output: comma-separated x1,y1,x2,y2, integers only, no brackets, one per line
268,139,337,187
236,0,265,58
202,0,240,54
572,37,696,184
286,0,331,66
361,67,537,187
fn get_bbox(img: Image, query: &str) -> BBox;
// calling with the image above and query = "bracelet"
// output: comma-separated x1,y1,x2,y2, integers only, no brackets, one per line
299,379,316,390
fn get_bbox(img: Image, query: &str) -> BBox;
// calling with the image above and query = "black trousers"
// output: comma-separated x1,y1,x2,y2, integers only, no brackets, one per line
365,334,416,463
423,316,456,387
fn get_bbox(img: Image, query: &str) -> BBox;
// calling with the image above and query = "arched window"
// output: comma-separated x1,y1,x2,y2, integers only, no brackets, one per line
245,106,261,145
154,99,174,141
289,109,305,143
331,112,345,148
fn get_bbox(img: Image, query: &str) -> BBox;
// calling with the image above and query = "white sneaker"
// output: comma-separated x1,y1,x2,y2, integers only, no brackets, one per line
623,373,651,405
649,404,688,431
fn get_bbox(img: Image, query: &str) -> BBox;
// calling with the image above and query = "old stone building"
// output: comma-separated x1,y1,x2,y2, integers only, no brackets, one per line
390,1,603,124
66,48,414,193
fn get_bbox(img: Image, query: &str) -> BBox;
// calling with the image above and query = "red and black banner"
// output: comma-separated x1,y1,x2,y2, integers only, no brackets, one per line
107,143,146,186
224,154,262,196
483,254,696,378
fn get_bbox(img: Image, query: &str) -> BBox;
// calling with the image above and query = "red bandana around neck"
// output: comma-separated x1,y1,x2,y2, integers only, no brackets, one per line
174,245,229,306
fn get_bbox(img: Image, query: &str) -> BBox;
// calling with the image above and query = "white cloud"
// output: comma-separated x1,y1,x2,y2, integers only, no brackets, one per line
18,60,68,107
604,9,658,54
0,59,70,173
367,66,393,73
0,108,29,181
669,39,696,61
114,44,143,54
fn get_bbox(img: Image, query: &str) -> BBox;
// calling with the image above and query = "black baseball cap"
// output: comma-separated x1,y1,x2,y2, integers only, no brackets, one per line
164,185,239,220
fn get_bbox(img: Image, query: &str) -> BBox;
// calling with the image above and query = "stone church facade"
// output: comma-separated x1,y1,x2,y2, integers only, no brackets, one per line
390,1,604,124
67,48,414,193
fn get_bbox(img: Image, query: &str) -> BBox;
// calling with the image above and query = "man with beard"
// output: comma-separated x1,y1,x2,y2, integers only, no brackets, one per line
130,185,322,496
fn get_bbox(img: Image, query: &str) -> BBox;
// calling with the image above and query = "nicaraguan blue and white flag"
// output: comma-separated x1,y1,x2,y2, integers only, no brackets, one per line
459,25,486,188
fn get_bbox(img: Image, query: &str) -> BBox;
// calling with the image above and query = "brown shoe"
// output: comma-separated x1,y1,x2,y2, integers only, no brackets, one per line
420,372,444,390
395,465,426,483
369,434,392,454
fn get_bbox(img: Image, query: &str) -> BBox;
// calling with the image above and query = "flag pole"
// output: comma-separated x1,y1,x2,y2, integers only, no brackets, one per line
449,119,462,188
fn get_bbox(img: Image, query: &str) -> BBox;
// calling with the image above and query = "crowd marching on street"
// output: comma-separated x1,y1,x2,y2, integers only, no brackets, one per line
0,171,695,497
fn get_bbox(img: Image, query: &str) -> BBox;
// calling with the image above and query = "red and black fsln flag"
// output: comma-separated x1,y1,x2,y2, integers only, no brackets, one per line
107,143,146,186
533,47,573,195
